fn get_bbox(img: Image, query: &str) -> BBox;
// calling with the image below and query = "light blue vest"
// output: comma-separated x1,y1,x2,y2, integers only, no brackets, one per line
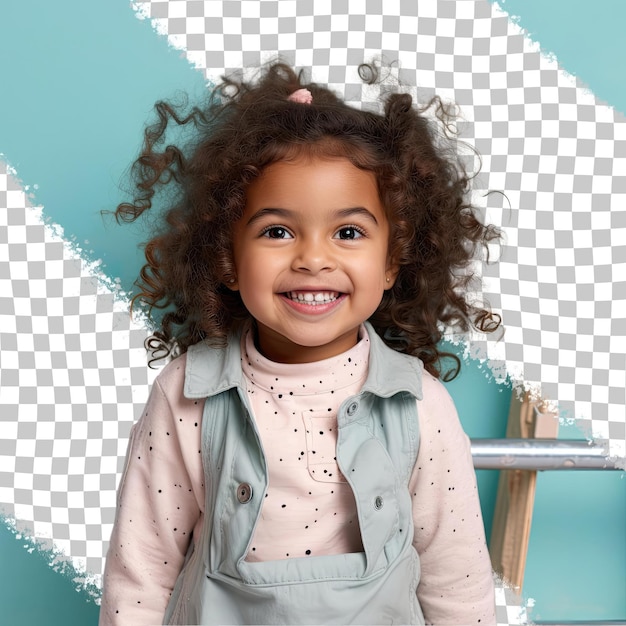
164,323,425,625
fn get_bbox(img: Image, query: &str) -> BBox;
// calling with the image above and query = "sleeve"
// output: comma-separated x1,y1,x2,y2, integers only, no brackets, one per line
411,373,496,626
99,361,204,626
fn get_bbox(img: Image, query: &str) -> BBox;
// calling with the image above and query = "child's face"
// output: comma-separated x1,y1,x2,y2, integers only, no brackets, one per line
231,155,397,363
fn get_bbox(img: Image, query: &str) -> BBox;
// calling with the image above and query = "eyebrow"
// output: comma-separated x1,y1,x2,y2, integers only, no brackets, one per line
245,206,379,226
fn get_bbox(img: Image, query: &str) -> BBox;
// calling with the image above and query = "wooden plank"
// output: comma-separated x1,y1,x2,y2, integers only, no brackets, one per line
489,392,559,590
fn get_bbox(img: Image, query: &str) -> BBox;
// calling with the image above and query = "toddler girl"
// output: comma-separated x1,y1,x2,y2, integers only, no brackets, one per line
100,63,500,625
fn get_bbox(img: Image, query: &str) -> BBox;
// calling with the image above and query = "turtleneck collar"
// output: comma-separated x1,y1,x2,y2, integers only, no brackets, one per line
184,321,423,401
241,325,370,395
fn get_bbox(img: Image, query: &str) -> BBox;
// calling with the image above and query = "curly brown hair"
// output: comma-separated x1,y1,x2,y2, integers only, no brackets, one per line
116,62,500,379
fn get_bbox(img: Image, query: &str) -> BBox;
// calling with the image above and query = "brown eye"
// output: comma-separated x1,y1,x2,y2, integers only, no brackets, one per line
262,226,292,239
335,226,364,240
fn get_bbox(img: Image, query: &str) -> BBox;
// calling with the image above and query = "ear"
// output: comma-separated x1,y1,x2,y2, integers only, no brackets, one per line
225,276,239,291
384,262,399,290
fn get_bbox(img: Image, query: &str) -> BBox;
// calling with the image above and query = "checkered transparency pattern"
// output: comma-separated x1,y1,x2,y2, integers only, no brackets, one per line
0,161,157,589
133,0,626,461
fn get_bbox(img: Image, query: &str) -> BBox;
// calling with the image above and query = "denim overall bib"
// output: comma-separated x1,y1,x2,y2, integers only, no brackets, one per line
164,323,425,625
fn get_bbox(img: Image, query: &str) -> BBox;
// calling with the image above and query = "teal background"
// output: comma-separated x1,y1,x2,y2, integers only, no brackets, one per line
0,1,207,298
493,0,626,116
0,0,624,623
0,522,100,624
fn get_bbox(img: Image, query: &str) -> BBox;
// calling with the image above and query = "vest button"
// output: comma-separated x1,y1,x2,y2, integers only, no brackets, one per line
237,483,253,503
374,495,384,510
347,401,359,416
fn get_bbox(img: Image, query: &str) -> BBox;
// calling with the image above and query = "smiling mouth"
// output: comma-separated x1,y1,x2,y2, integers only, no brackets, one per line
285,291,340,305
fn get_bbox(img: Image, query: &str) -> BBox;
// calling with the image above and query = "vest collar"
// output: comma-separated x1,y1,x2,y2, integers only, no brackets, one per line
183,321,422,401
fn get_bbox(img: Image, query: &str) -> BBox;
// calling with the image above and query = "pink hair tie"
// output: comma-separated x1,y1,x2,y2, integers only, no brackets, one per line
287,88,313,104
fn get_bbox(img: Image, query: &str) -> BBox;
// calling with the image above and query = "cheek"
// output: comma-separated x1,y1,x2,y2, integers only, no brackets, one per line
234,250,280,300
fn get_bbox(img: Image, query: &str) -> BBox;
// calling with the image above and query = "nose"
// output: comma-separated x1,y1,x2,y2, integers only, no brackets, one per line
291,236,337,274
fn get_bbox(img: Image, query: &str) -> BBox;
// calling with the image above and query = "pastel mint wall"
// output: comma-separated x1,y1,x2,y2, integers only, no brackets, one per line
525,471,626,622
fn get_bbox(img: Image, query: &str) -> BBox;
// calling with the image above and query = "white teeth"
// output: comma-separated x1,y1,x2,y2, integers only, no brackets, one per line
288,291,338,305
